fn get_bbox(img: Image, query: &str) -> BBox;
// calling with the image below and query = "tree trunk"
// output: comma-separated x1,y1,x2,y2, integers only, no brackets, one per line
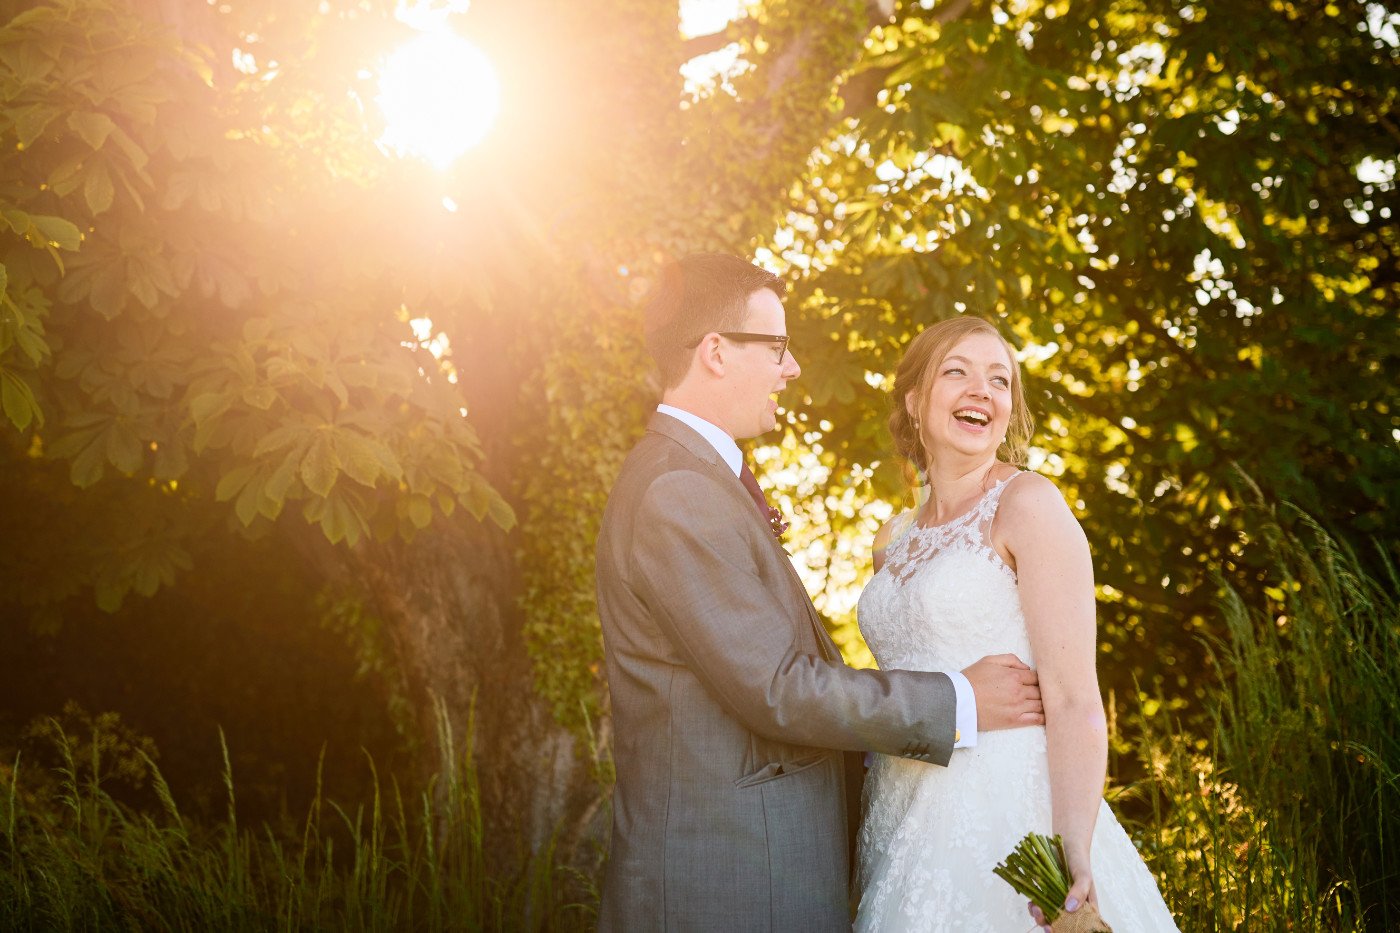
305,518,609,872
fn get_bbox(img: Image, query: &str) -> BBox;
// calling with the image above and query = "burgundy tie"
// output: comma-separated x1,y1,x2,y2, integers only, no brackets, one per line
740,462,789,537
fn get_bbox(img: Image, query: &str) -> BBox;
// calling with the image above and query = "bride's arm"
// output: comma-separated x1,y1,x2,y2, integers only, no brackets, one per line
997,472,1107,912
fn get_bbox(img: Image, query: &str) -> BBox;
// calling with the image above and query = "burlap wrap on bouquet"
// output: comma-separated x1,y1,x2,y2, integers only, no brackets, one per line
1050,903,1113,933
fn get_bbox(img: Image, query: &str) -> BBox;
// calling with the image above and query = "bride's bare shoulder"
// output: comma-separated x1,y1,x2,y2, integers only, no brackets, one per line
996,471,1085,545
1001,469,1063,506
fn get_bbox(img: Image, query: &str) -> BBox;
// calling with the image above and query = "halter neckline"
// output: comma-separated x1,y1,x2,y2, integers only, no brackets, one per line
911,472,1018,534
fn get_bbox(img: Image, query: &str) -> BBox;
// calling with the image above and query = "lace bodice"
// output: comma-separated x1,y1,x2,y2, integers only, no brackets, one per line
853,473,1180,931
859,475,1030,675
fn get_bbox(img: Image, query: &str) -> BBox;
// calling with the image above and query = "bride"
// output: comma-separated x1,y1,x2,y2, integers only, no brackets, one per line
854,316,1178,931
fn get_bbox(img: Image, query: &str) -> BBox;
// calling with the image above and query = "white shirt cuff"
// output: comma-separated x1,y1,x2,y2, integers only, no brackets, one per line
948,671,978,748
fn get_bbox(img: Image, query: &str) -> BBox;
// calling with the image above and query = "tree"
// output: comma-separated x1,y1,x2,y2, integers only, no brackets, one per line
0,0,900,864
3,0,1395,887
758,0,1399,709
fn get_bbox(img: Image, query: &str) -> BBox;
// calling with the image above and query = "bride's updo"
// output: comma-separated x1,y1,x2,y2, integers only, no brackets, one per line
888,315,1034,478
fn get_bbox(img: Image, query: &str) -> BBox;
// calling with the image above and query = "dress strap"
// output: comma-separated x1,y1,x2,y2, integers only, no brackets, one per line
887,508,920,547
971,471,1022,544
984,471,1020,509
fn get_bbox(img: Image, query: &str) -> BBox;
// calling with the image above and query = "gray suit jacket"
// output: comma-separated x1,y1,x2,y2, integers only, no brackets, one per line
595,413,958,932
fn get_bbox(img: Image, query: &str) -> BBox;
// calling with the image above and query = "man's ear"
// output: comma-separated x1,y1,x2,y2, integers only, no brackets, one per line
695,333,726,377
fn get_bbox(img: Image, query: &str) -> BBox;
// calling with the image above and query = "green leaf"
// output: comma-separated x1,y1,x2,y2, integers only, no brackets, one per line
263,451,299,505
47,154,86,196
1,370,41,431
67,111,116,150
338,493,370,547
335,431,397,487
461,473,490,520
335,434,380,487
84,163,116,214
407,494,433,529
189,391,230,428
884,53,932,90
16,105,61,148
234,471,265,526
215,464,256,502
104,421,144,474
252,424,305,458
487,491,516,532
106,125,150,173
324,370,349,407
30,214,82,251
69,432,107,488
0,30,58,83
94,578,126,613
89,263,126,318
425,444,465,488
300,432,339,497
1,208,28,236
242,385,278,410
308,489,368,546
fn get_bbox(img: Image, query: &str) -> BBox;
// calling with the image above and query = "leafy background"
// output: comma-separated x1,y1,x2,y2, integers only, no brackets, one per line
1,0,1395,928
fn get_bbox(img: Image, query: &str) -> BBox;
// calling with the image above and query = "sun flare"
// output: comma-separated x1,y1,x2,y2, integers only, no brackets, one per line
377,31,500,169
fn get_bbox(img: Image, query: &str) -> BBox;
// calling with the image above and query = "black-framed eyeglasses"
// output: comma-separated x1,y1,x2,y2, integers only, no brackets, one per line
687,332,790,365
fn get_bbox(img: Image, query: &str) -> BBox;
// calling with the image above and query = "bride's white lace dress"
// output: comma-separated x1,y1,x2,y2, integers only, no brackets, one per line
854,475,1178,931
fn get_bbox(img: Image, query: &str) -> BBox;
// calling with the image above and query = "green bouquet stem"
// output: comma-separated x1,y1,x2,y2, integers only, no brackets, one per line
993,831,1073,920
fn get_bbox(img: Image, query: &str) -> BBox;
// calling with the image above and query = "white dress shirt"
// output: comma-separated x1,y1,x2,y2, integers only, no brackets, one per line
656,404,978,748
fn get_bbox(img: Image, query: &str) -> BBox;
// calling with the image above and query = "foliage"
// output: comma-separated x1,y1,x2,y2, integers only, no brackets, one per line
0,0,560,844
1213,509,1399,925
517,295,653,746
0,0,511,591
1126,718,1362,930
2,0,1397,877
1120,507,1398,930
757,0,1399,712
0,704,594,932
0,0,884,869
512,0,879,739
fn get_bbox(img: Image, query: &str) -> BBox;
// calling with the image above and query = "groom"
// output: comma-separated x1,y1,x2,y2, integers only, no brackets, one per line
594,253,1044,931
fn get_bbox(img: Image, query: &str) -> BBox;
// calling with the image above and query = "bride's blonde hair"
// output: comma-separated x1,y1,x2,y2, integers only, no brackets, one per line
888,316,1034,478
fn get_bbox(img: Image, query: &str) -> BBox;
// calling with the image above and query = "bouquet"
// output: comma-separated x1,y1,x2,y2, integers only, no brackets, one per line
993,832,1112,933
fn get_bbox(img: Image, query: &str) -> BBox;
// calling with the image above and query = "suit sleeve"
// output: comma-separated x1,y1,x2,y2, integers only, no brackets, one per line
629,469,957,765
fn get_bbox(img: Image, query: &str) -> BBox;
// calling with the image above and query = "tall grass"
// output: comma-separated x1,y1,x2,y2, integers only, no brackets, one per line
1124,509,1398,930
0,699,595,932
5,506,1395,930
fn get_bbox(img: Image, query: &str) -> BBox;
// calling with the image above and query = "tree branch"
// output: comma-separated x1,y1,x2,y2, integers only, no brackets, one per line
838,0,977,119
681,18,758,59
932,0,975,25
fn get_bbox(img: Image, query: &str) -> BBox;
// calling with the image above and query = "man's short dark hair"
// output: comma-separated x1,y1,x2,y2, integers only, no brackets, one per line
644,254,787,389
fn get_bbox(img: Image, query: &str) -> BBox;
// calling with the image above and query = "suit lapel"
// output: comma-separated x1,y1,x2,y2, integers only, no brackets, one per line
647,412,842,663
647,413,770,537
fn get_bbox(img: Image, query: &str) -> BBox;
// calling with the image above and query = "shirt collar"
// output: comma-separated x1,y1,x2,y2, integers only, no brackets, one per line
656,404,742,476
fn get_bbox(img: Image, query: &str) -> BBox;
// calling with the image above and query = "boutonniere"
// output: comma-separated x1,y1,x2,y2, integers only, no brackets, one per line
767,506,789,539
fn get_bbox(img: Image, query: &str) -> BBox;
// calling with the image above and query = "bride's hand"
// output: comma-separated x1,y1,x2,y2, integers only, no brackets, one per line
1062,850,1098,915
1027,866,1098,931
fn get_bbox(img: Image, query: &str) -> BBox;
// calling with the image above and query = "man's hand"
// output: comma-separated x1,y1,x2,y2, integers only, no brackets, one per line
961,654,1043,731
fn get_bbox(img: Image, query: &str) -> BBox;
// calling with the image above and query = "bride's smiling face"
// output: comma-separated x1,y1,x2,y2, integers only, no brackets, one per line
907,332,1015,462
